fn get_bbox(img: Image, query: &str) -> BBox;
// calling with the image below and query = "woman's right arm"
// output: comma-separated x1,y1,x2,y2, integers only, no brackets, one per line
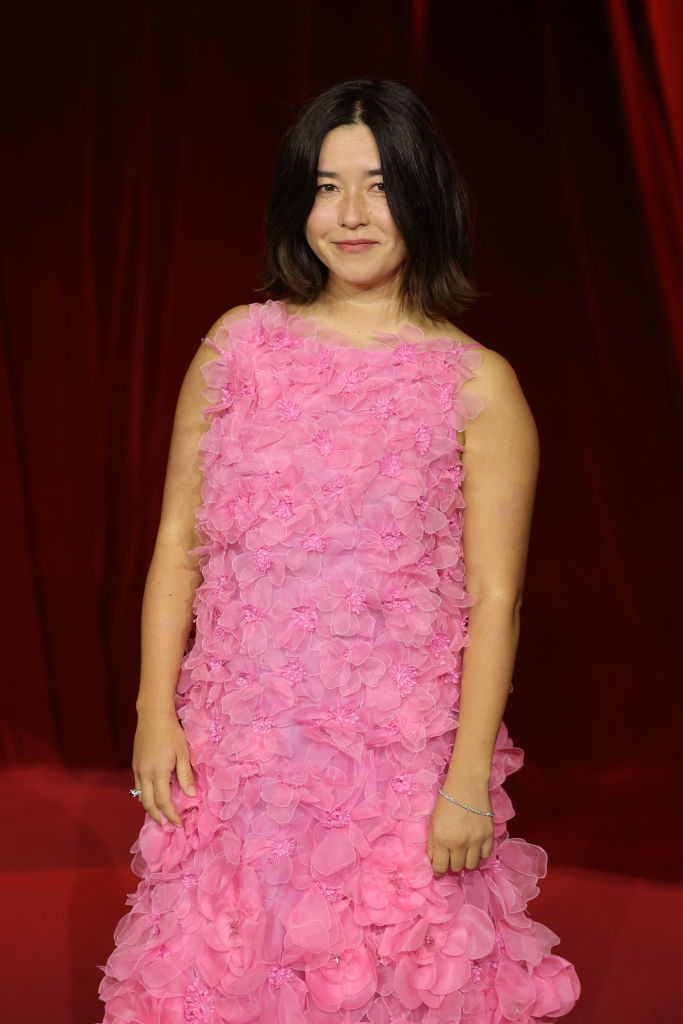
132,307,247,826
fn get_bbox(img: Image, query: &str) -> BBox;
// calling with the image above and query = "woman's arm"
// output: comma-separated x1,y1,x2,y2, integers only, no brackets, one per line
427,347,540,875
132,307,247,826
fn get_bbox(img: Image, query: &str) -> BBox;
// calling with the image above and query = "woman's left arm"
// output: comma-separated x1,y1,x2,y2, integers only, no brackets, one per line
427,347,540,876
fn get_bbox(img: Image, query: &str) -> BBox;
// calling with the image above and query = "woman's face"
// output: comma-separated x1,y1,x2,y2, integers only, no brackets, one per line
305,123,407,295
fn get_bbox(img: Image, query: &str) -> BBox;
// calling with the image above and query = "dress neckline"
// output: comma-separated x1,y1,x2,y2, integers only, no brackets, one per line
274,300,470,354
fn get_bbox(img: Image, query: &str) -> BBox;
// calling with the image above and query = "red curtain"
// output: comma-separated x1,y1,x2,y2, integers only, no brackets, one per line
608,0,683,379
2,1,681,876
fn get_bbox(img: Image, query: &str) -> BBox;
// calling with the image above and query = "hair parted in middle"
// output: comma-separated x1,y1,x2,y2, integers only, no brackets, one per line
262,78,479,322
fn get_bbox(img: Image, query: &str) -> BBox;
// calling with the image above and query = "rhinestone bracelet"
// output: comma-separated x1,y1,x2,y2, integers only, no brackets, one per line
438,788,494,817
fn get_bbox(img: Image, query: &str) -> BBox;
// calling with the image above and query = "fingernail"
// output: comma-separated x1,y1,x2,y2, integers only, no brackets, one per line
188,786,196,796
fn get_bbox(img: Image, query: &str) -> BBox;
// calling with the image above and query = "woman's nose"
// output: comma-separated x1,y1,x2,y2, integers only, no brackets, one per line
338,189,369,227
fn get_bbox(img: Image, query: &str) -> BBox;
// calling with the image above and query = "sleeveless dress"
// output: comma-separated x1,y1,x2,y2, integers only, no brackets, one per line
98,299,580,1024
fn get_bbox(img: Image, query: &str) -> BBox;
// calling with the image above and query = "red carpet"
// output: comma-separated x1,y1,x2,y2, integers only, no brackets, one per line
1,767,680,1024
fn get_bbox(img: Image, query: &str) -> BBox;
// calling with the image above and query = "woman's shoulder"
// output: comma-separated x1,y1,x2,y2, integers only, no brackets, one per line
179,305,253,385
440,326,536,448
434,321,522,401
203,303,252,346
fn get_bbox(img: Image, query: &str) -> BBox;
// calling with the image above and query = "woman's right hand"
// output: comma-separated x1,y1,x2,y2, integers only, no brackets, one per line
132,707,196,827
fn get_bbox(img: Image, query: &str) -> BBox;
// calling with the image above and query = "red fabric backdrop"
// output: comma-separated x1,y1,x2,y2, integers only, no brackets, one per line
1,0,681,877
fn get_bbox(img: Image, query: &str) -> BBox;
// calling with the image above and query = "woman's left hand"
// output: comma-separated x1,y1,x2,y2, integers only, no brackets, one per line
427,783,494,875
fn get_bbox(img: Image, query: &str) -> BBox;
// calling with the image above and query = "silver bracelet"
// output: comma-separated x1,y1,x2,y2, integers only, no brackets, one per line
438,787,494,817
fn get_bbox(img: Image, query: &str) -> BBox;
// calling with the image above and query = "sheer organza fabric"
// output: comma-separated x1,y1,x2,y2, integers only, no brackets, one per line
98,300,579,1023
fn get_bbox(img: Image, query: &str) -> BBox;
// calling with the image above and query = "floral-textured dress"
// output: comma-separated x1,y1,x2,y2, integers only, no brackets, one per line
98,300,580,1023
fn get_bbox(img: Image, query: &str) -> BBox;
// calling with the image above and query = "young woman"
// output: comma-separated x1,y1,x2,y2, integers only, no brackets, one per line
99,79,580,1023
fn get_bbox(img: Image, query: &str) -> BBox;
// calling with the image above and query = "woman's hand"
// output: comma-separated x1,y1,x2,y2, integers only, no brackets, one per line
427,782,494,875
132,707,196,827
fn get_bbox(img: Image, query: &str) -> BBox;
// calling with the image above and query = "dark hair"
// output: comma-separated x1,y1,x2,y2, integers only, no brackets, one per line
262,78,479,321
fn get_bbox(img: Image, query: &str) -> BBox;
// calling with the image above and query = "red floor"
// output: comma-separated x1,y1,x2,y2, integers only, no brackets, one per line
1,767,680,1024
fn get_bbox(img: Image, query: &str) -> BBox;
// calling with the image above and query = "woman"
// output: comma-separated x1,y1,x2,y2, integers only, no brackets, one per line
99,79,579,1023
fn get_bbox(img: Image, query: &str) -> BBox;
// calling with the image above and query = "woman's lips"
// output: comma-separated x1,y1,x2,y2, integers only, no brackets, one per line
334,240,376,253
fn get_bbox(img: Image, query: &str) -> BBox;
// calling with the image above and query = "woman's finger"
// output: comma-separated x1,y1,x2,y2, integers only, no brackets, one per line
139,782,162,825
446,843,467,873
175,756,196,797
464,845,481,870
153,774,182,828
481,836,494,861
431,847,452,876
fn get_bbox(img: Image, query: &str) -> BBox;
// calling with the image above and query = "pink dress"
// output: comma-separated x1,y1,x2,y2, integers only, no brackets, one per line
98,300,579,1023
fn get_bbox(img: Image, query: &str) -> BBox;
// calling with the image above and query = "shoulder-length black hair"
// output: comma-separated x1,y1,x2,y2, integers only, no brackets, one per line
262,78,479,321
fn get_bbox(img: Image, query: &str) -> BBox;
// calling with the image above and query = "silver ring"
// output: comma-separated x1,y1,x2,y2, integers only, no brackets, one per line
129,788,142,798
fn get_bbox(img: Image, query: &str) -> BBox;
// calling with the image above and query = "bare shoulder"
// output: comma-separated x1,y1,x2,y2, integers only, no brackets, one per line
435,321,524,406
438,324,538,459
464,346,524,408
175,304,251,417
202,303,251,350
181,303,250,376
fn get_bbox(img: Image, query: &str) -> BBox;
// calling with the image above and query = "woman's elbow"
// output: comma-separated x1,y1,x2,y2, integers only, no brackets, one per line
469,588,524,619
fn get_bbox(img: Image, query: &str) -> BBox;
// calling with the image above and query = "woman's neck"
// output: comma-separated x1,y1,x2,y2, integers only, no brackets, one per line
295,283,431,337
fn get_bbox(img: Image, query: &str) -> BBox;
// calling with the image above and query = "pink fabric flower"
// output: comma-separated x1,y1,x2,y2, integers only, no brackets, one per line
242,813,311,886
302,907,377,1011
382,904,495,1010
313,562,382,637
318,635,390,698
296,697,367,763
258,762,324,825
283,517,357,582
196,863,267,991
355,505,424,572
354,835,442,926
381,577,441,644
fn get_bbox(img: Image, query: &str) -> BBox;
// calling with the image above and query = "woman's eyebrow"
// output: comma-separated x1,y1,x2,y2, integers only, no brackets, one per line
316,168,383,177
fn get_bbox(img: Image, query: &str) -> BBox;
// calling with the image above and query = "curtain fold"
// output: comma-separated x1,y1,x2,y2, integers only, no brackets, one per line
607,0,683,382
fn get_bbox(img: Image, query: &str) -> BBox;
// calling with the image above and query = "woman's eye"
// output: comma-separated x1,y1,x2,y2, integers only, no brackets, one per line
317,183,337,193
372,182,386,192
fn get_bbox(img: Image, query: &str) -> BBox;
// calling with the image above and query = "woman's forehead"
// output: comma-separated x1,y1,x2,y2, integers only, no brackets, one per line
317,124,381,170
